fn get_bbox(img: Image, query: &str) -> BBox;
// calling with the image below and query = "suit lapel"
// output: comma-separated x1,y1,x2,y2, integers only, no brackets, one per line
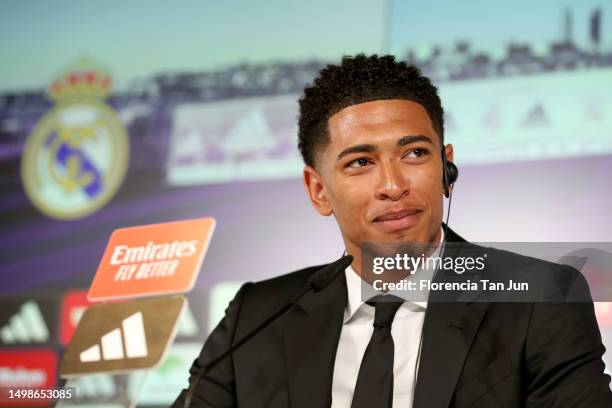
413,301,489,408
413,225,491,408
283,258,348,408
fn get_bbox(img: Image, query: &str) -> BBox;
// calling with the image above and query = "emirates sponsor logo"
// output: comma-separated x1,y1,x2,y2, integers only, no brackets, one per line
110,240,198,282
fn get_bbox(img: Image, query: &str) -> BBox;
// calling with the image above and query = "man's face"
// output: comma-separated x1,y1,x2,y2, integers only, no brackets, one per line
303,99,453,256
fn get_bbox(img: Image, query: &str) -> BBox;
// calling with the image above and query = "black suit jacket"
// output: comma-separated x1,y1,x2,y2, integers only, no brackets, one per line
172,227,612,407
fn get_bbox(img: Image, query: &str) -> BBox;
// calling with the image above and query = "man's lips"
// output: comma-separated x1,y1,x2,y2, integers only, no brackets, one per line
372,209,423,232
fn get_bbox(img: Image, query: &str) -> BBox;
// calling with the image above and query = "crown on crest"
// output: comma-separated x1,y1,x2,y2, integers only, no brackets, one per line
49,57,113,101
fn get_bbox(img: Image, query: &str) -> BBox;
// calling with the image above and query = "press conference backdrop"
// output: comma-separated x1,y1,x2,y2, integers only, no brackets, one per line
1,0,611,406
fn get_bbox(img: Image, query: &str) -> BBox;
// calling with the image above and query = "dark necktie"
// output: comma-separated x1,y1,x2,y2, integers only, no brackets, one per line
351,295,404,408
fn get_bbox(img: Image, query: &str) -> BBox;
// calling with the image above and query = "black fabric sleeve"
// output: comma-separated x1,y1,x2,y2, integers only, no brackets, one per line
525,267,612,407
171,282,253,408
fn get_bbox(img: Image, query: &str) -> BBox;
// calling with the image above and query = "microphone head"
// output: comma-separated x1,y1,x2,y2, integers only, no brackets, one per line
308,255,353,292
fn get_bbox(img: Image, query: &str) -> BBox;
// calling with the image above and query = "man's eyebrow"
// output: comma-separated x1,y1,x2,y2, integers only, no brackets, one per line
397,134,434,146
336,134,434,162
336,144,377,161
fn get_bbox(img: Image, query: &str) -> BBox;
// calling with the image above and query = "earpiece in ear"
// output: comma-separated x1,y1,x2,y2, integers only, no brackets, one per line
442,149,459,198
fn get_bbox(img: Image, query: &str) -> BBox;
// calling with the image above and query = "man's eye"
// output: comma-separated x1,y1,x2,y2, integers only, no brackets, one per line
406,148,427,158
348,158,371,168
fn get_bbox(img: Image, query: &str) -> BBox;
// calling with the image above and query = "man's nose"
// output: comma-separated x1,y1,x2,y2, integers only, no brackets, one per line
374,159,410,201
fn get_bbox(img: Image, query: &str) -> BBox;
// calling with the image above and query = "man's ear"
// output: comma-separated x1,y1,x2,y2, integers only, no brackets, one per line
444,143,454,163
444,143,455,195
303,165,333,216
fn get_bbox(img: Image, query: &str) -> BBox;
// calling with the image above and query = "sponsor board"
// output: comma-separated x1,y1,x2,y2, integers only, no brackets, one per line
60,296,185,377
207,281,244,334
0,349,58,405
128,343,202,405
60,290,92,346
175,292,206,341
88,218,215,301
0,295,57,347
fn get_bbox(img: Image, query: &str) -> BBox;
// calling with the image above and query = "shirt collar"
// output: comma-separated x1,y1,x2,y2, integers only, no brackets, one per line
343,226,445,323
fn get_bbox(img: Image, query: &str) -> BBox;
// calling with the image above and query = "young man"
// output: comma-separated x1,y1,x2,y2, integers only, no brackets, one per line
173,55,612,407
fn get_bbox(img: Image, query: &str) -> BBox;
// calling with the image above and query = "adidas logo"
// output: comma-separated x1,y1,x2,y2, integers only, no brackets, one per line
0,301,49,343
80,312,148,363
60,296,185,377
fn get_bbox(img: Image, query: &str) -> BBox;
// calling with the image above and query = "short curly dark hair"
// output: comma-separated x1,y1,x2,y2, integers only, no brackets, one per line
298,54,444,167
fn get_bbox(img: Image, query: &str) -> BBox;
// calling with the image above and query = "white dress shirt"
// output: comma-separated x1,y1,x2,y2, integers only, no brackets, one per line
331,228,444,408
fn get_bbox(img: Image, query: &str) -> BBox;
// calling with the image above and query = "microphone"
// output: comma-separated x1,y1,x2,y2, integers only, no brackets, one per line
308,256,353,292
182,254,353,408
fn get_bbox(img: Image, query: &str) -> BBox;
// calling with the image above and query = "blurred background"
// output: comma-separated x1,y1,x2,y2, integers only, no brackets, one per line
0,0,611,406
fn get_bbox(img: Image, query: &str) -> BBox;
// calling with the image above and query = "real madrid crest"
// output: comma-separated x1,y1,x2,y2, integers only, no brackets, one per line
21,59,129,219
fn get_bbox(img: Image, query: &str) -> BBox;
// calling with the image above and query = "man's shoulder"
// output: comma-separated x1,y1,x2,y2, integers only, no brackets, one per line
237,262,332,315
249,263,328,295
448,225,578,273
475,243,579,273
464,242,588,299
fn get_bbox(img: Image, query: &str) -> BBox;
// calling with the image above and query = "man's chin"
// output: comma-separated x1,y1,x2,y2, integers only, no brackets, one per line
369,229,424,244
